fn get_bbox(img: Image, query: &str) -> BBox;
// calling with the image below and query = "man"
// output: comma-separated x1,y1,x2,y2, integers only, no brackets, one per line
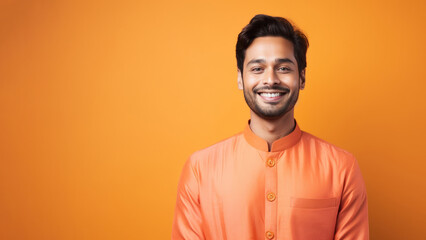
172,14,369,240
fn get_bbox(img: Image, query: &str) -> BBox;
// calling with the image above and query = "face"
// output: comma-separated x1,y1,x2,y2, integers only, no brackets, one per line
238,36,305,119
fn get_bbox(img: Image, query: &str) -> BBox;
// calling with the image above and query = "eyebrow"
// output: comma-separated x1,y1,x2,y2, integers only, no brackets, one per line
276,58,295,65
246,58,295,66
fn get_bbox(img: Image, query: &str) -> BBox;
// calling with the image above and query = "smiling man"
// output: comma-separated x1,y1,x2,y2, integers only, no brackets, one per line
172,14,369,240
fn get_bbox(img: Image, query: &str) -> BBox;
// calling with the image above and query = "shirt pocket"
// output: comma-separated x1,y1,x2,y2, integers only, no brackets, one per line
290,197,338,209
288,197,339,240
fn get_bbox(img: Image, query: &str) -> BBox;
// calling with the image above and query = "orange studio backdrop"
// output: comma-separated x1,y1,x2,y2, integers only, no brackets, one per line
1,0,425,239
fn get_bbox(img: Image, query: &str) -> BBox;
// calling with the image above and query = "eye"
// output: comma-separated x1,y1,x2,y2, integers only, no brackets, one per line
277,66,291,72
251,67,264,73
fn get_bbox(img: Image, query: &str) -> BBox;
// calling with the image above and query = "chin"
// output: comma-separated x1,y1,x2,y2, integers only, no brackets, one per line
253,107,291,119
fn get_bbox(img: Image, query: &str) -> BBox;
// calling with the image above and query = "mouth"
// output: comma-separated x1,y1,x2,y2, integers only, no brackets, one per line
257,91,287,102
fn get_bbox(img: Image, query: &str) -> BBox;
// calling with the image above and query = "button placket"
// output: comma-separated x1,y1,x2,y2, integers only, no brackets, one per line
264,153,278,239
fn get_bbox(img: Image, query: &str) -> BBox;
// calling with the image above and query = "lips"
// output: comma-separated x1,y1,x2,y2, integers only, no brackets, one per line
259,92,282,98
257,91,287,102
254,86,289,102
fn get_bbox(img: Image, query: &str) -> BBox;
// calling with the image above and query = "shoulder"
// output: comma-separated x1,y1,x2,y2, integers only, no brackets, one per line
182,132,243,180
189,132,243,163
299,130,357,167
185,131,244,174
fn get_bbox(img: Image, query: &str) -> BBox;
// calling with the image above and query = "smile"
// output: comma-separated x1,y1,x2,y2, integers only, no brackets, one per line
257,92,286,102
259,92,282,97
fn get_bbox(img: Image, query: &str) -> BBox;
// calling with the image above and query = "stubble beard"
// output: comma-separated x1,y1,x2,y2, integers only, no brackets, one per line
243,85,299,120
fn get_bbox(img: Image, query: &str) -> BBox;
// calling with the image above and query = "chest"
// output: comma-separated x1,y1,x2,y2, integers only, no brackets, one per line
198,151,342,207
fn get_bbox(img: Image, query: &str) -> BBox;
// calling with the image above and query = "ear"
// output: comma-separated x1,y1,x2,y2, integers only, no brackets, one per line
237,69,243,90
299,69,306,90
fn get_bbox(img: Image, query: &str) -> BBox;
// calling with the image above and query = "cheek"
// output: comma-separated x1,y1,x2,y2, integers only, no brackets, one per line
279,74,299,87
244,79,257,90
243,76,260,89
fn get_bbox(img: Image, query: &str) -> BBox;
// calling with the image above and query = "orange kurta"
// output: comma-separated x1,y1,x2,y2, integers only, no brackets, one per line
172,121,369,240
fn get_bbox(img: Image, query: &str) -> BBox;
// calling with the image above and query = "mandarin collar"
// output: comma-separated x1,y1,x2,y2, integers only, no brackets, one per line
243,119,302,152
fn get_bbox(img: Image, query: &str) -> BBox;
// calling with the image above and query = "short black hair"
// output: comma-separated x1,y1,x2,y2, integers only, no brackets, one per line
236,14,309,73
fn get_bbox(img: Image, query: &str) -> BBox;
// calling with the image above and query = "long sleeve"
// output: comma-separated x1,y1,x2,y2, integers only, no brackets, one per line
334,157,369,240
171,157,205,240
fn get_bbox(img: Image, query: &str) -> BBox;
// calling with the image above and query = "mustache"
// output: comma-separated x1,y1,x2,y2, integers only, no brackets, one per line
253,86,290,93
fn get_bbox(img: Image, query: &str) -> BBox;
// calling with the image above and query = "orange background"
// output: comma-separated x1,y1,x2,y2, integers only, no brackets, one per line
1,0,425,239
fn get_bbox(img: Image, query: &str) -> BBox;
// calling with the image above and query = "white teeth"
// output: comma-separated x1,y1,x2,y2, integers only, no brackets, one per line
260,92,281,97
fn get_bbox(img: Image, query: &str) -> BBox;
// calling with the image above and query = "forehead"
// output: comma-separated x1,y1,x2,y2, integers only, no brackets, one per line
244,36,295,63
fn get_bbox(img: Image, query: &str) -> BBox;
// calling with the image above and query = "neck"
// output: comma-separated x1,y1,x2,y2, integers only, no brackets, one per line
249,110,296,151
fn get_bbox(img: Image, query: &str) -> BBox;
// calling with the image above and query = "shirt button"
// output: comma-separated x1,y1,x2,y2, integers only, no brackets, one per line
267,192,276,202
265,231,274,239
266,159,275,167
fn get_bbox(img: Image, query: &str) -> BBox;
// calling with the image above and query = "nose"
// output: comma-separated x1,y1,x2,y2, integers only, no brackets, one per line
263,68,280,85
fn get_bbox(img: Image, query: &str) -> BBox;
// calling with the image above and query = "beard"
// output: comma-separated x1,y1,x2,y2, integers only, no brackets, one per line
243,84,299,120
